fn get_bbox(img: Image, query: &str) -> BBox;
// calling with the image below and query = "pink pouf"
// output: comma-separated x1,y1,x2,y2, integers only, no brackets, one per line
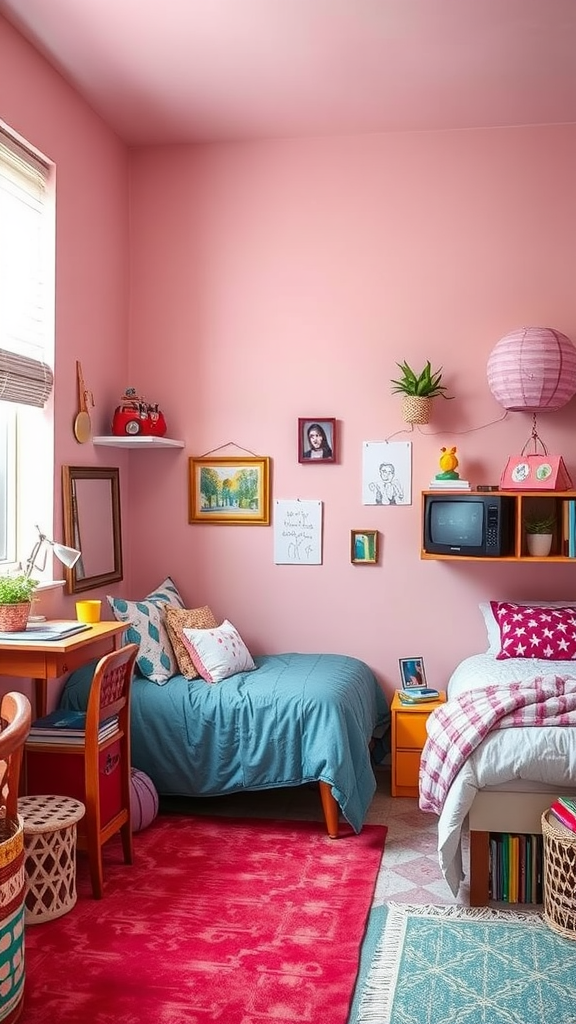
130,768,159,832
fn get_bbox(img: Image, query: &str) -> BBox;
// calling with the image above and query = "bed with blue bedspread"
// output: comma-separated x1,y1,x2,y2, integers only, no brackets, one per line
60,652,388,835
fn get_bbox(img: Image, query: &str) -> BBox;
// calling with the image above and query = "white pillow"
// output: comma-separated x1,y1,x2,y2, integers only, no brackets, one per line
181,619,256,683
480,600,576,655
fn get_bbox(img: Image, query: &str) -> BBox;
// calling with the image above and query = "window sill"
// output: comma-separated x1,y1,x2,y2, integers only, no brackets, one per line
34,580,66,592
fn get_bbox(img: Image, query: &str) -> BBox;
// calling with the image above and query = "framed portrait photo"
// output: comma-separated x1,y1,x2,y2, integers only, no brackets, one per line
298,418,336,464
188,456,271,525
350,529,378,564
399,657,427,690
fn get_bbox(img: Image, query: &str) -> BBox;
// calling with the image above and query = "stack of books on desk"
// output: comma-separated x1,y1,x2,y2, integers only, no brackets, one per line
27,709,119,745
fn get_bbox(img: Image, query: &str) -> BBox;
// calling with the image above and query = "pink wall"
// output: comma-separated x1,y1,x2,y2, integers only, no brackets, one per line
128,129,576,700
3,13,576,707
0,15,131,705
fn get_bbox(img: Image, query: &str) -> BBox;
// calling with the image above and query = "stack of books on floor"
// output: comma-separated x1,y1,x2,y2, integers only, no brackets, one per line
428,478,471,490
489,831,543,903
27,709,119,745
550,796,576,832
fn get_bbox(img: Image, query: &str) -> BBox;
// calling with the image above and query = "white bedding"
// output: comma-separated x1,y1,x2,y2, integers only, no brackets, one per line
434,653,576,895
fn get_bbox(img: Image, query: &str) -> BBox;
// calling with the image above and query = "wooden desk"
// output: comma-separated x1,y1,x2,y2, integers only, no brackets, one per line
0,621,127,718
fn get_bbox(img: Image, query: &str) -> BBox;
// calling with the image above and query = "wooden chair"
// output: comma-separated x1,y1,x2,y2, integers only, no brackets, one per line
0,692,31,818
0,692,31,1024
25,643,138,899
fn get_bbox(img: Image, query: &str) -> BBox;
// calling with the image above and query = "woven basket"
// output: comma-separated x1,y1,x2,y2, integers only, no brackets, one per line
402,395,431,425
0,815,26,1024
0,603,30,633
541,810,576,939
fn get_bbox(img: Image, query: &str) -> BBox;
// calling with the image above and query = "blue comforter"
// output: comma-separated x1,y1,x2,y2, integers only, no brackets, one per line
60,652,388,833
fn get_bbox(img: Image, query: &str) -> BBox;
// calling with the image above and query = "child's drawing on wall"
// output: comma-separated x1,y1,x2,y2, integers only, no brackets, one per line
369,462,404,505
362,441,412,506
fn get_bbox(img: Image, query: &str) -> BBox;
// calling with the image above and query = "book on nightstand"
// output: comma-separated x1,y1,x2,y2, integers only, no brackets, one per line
398,688,440,704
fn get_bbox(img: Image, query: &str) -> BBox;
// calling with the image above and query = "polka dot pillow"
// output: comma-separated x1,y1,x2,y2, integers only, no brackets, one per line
181,619,256,683
107,576,184,683
490,601,576,660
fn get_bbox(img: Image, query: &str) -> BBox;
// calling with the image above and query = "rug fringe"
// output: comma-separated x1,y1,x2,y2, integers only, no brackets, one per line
386,902,544,925
357,905,406,1023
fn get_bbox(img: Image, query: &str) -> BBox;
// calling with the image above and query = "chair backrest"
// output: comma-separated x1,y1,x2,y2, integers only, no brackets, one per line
84,643,139,746
0,692,32,820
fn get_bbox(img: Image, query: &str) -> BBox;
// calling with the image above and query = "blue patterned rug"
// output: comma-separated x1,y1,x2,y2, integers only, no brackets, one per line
355,904,576,1024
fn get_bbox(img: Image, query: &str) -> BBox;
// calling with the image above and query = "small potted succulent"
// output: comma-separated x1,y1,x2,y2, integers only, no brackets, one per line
524,511,556,557
0,574,39,632
390,360,454,424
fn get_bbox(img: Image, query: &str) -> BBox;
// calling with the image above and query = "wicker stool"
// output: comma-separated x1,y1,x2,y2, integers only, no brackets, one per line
17,795,85,925
541,809,576,940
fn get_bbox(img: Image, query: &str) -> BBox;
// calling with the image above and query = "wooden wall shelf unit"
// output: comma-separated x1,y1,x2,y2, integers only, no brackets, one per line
421,489,576,563
92,436,184,449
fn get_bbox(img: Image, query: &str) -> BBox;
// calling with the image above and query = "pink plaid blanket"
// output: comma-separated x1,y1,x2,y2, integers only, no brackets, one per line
419,675,576,815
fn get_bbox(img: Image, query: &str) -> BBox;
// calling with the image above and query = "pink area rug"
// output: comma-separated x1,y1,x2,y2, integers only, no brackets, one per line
23,815,386,1023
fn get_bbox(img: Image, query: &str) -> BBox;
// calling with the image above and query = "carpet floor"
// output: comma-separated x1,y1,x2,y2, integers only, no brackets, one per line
355,903,576,1024
22,815,386,1024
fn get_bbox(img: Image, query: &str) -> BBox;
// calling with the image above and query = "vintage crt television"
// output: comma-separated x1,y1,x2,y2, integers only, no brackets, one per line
423,493,515,557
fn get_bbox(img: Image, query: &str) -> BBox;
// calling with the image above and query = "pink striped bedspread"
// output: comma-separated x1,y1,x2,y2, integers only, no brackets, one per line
419,675,576,815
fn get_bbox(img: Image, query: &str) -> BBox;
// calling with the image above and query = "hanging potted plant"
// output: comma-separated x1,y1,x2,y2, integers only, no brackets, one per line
524,511,556,558
0,574,39,632
390,360,454,424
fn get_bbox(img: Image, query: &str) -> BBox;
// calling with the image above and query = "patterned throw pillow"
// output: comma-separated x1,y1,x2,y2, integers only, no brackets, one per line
164,605,219,680
490,601,576,661
107,576,184,684
181,619,256,683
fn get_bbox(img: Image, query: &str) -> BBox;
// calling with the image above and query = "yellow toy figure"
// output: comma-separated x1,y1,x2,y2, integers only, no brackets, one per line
436,446,460,480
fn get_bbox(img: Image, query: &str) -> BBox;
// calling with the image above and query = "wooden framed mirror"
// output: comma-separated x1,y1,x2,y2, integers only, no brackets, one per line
62,466,123,593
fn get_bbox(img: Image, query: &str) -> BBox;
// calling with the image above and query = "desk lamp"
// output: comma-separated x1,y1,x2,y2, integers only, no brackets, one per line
24,525,81,579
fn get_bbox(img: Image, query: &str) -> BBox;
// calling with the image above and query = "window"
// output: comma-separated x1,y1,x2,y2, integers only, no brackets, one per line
0,124,55,576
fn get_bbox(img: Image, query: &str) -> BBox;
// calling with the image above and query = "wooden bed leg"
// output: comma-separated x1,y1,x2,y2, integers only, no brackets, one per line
319,781,339,838
469,829,490,907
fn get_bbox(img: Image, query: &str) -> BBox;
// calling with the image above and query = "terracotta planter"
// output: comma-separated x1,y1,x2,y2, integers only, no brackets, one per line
526,533,553,557
0,603,30,632
402,395,431,425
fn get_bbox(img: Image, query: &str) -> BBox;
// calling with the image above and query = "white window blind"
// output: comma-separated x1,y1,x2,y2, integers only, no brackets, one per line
0,132,53,407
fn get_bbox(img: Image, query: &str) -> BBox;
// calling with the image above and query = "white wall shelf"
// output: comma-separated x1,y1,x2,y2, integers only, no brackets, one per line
92,436,185,449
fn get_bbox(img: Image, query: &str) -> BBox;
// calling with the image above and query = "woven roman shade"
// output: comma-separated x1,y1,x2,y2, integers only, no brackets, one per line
0,349,53,407
0,131,53,408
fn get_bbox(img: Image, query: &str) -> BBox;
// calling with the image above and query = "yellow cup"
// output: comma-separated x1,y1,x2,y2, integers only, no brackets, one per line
76,600,101,624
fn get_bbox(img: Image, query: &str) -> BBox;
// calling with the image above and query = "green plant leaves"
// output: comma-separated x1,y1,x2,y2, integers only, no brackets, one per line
390,360,454,398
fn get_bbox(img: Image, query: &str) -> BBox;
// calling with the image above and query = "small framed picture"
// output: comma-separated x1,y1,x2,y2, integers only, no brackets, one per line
298,418,336,463
399,657,427,690
350,529,378,564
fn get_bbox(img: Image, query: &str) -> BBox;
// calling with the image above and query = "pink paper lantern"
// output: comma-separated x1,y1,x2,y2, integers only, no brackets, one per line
487,327,576,411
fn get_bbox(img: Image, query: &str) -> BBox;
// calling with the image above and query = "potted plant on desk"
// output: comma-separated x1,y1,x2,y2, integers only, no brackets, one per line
0,574,39,632
524,512,556,557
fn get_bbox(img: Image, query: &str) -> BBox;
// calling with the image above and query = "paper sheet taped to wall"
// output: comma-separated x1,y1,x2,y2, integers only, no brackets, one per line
273,500,322,564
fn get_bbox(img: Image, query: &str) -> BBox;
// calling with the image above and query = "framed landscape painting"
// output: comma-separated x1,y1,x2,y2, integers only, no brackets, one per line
188,456,271,525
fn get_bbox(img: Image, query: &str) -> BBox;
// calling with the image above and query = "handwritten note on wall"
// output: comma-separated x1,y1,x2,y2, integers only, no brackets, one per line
274,500,322,565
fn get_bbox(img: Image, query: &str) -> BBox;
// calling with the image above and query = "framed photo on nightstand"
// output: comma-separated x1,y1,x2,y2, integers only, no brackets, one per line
399,656,427,690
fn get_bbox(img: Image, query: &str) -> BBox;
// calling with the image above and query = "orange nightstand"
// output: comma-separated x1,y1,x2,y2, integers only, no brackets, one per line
391,690,446,797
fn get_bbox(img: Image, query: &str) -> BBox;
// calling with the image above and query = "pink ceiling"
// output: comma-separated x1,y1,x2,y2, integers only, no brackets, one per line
1,0,576,146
